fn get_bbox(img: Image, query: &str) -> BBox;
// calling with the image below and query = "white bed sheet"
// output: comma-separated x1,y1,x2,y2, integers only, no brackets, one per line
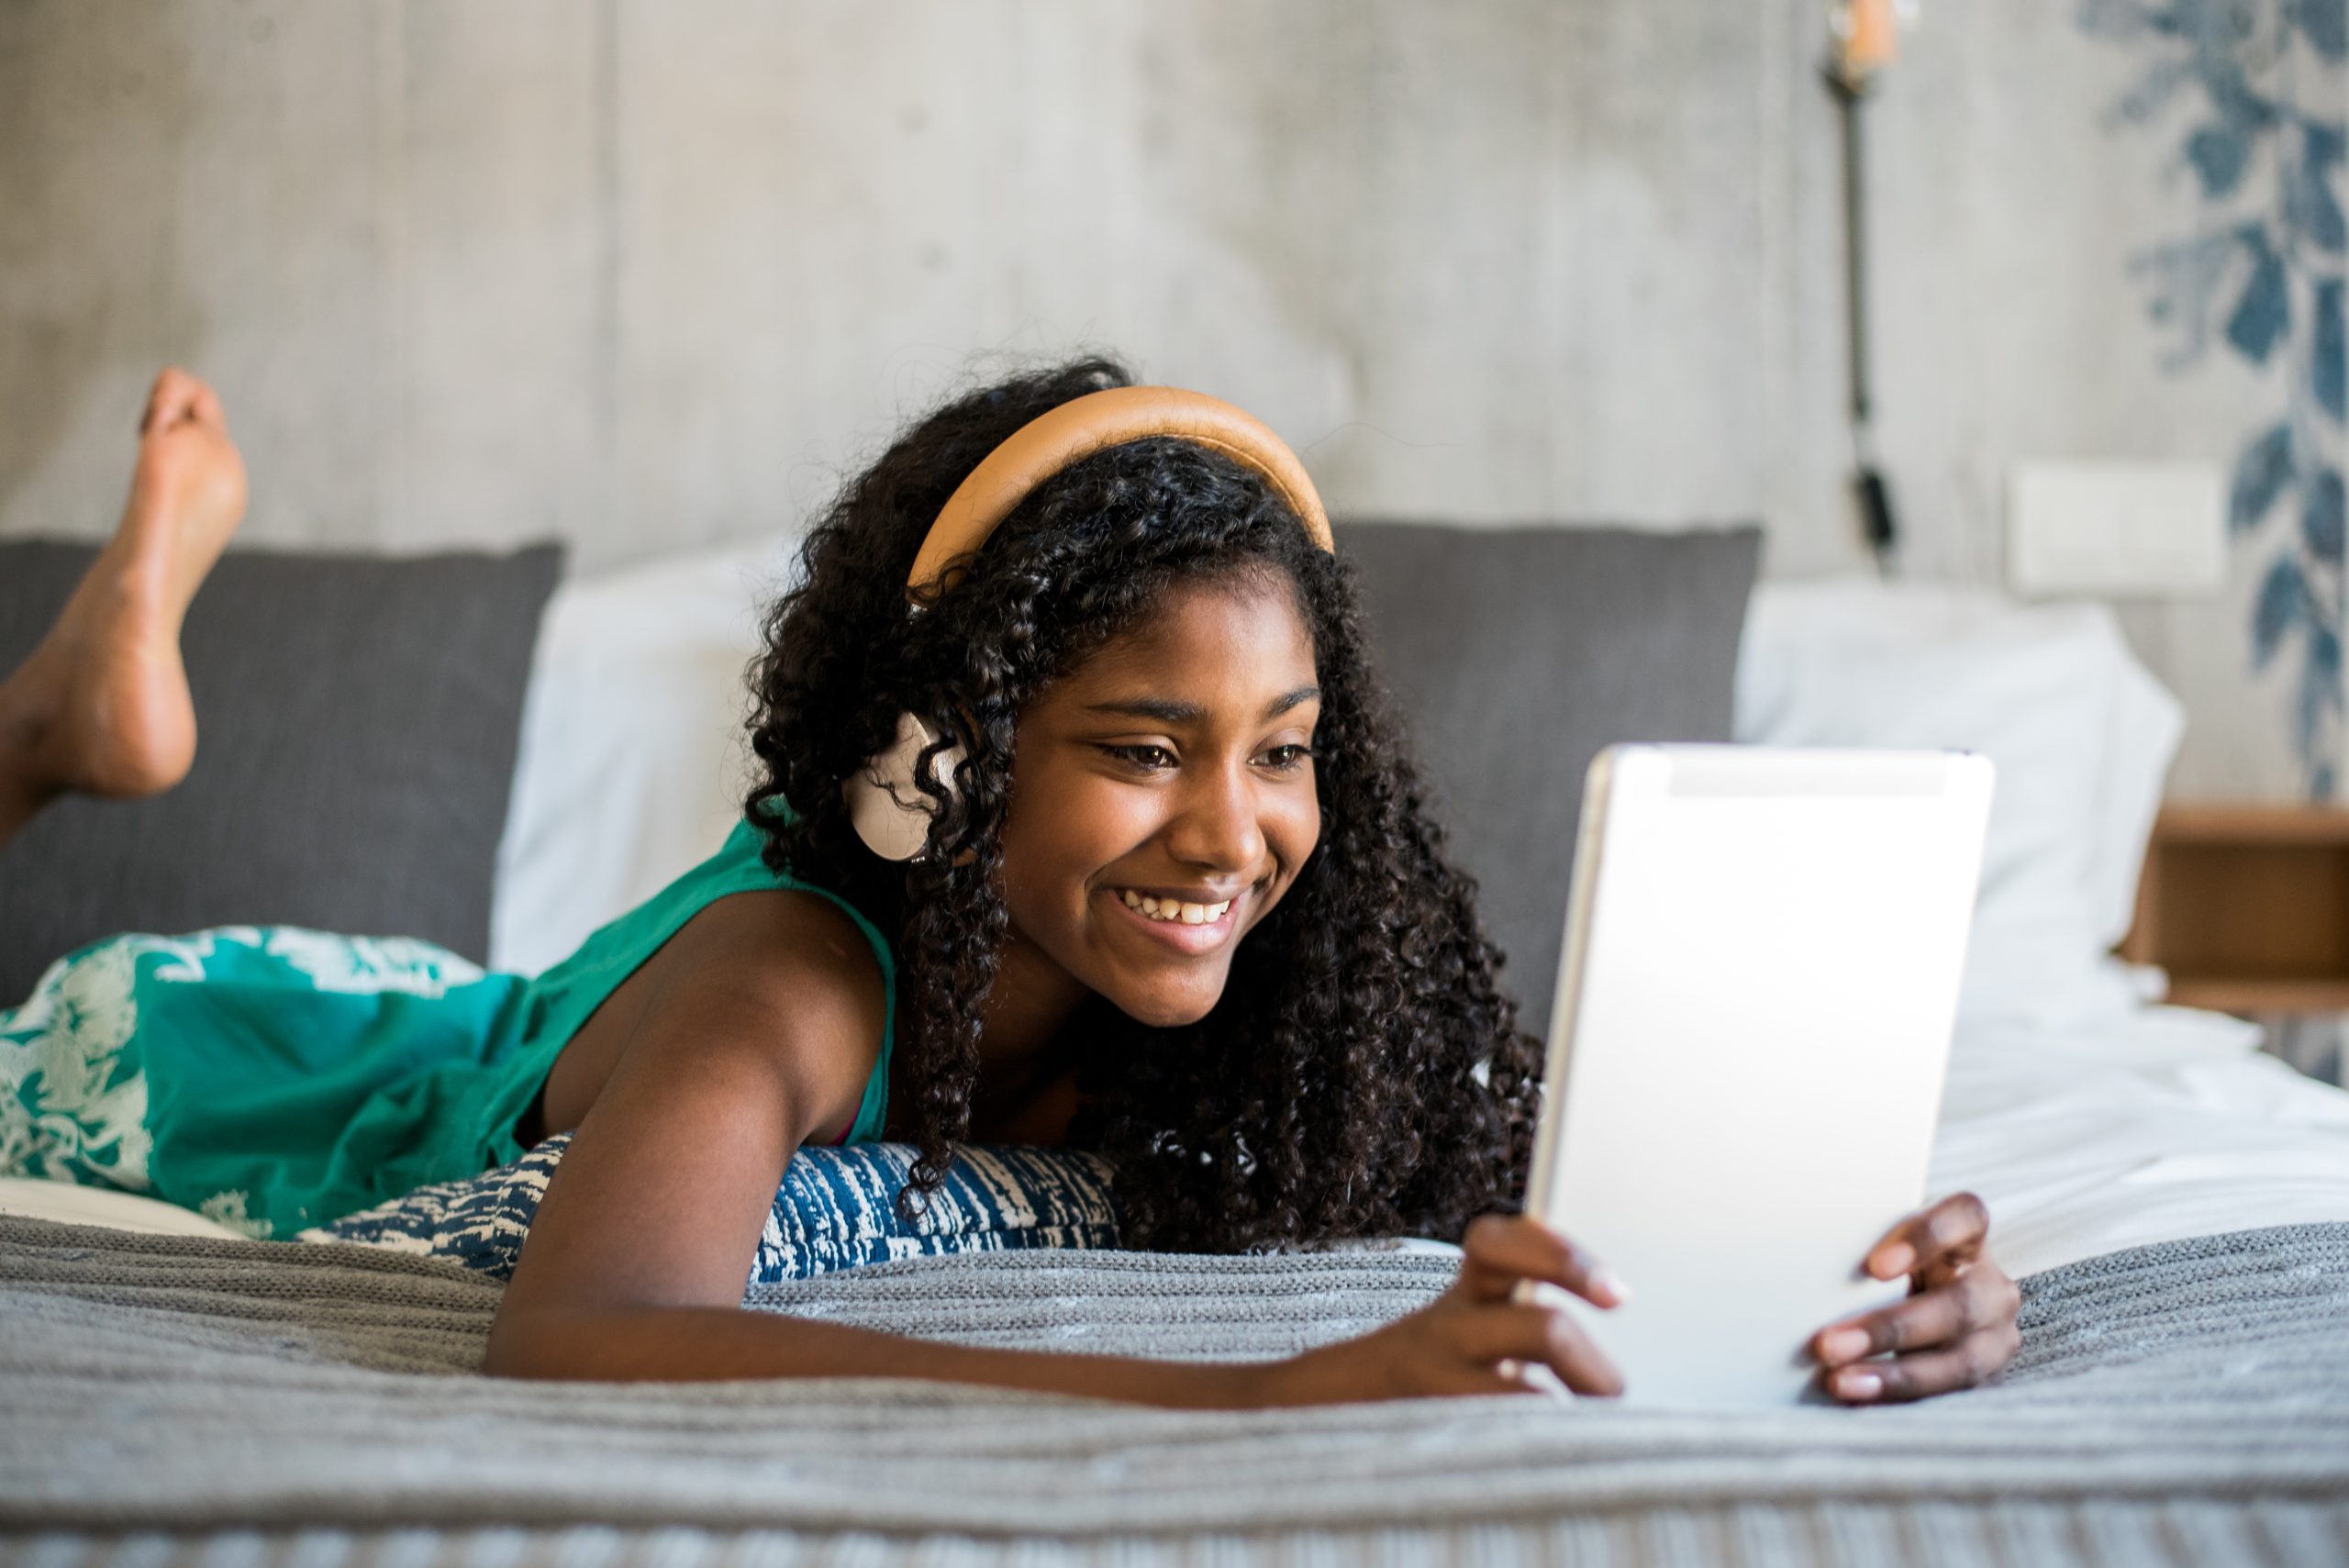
0,1177,245,1238
1930,1006,2349,1278
6,1006,2343,1273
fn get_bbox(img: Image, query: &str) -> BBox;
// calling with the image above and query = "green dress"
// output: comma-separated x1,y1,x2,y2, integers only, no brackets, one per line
0,820,896,1239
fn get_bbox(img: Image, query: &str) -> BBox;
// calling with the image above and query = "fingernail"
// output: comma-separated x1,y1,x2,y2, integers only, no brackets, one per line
1590,1266,1631,1307
1872,1244,1914,1279
1838,1369,1882,1401
1819,1328,1869,1364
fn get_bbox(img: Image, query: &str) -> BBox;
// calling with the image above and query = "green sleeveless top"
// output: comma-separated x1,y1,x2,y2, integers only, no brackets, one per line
24,819,896,1238
463,817,898,1172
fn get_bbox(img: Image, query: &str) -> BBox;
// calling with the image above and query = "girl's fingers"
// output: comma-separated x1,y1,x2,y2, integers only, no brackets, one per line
1813,1265,2021,1366
1458,1214,1627,1308
1827,1322,2021,1404
1864,1190,1990,1280
1456,1300,1625,1396
1441,1363,1539,1399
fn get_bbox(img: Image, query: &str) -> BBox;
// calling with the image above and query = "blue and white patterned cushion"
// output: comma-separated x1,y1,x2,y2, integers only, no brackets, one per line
297,1134,1119,1284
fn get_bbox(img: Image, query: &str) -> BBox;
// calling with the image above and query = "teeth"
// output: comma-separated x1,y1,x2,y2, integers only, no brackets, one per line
1117,890,1232,925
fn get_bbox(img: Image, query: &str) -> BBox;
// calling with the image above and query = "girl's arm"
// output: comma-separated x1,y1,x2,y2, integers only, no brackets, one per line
482,891,1622,1407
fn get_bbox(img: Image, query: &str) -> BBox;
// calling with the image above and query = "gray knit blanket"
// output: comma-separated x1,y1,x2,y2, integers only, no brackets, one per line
5,1217,2347,1568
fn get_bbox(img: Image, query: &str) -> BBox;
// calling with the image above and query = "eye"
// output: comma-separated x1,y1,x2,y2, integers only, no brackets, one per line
1101,743,1178,773
1258,743,1315,772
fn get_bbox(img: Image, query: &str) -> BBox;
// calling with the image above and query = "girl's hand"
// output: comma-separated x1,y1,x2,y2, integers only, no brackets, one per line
1251,1215,1627,1407
1810,1191,2021,1404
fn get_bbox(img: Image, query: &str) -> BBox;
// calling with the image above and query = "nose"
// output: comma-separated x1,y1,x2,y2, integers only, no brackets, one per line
1163,755,1268,874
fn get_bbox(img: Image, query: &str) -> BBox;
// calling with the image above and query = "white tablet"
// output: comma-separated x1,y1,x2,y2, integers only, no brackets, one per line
1521,744,1994,1407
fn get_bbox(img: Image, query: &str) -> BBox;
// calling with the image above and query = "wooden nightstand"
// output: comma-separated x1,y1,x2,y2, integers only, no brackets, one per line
2123,805,2349,1009
2121,805,2349,1084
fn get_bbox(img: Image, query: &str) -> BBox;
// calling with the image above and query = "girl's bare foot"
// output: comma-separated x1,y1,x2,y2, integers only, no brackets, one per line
0,368,248,816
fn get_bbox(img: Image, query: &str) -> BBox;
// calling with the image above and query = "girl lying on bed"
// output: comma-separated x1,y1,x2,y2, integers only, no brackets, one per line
0,363,2022,1407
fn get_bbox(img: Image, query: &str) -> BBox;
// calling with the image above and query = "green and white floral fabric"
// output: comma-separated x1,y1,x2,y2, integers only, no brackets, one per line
0,818,899,1239
3,929,514,1237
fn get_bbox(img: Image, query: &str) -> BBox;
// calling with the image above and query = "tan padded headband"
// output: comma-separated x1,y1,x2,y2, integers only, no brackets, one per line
907,385,1334,600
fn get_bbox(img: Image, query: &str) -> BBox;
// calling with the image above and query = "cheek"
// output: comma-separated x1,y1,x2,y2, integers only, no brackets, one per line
1251,787,1322,912
1001,769,1147,903
1279,785,1323,864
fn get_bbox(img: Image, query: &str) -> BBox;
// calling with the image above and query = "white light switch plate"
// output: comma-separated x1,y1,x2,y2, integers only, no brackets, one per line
2007,461,2225,597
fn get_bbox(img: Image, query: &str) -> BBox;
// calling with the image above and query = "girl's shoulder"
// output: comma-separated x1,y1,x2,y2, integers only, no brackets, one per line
652,881,891,1072
523,817,897,1071
524,824,895,1151
542,817,889,977
695,817,896,1006
615,854,894,1150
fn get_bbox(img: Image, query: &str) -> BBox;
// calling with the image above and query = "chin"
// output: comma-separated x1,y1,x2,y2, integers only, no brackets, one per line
1107,976,1227,1029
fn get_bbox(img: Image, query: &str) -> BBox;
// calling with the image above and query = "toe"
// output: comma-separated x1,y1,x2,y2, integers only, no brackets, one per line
141,367,203,436
188,378,227,430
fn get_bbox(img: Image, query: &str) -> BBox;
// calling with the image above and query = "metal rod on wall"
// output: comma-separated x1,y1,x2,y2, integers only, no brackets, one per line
1826,0,1909,573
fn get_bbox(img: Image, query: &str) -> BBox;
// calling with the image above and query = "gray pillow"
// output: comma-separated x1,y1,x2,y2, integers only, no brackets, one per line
0,540,562,1002
1338,523,1762,1035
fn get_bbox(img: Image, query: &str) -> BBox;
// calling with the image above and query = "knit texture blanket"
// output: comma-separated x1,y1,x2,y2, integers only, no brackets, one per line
5,1217,2347,1567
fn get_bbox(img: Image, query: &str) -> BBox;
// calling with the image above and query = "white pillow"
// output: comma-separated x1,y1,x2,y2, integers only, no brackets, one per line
490,540,797,976
1734,579,2182,1027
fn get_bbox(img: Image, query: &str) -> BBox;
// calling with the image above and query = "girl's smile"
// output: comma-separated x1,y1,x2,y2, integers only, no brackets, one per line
995,569,1322,1036
1101,882,1246,953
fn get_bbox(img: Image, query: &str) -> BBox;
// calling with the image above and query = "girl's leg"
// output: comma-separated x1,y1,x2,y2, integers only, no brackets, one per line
0,368,247,852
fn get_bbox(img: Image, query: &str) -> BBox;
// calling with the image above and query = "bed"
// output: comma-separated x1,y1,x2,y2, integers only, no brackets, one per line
5,533,2347,1567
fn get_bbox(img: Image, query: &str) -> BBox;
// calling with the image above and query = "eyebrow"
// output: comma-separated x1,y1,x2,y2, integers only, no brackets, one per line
1085,686,1321,725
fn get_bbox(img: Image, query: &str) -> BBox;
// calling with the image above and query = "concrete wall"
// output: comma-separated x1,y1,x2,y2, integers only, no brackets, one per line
2,1,2338,797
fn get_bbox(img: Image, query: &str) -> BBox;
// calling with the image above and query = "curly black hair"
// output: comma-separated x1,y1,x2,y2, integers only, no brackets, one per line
745,356,1542,1251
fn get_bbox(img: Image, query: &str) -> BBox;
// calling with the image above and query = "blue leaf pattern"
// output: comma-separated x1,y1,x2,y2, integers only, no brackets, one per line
2290,126,2349,251
2130,231,2254,368
2109,54,2200,125
2306,467,2348,561
2233,422,2298,528
2188,123,2254,195
2255,552,2308,668
2294,0,2347,60
2304,623,2345,755
2088,0,2347,797
2227,229,2293,363
2313,118,2348,168
2318,278,2347,421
